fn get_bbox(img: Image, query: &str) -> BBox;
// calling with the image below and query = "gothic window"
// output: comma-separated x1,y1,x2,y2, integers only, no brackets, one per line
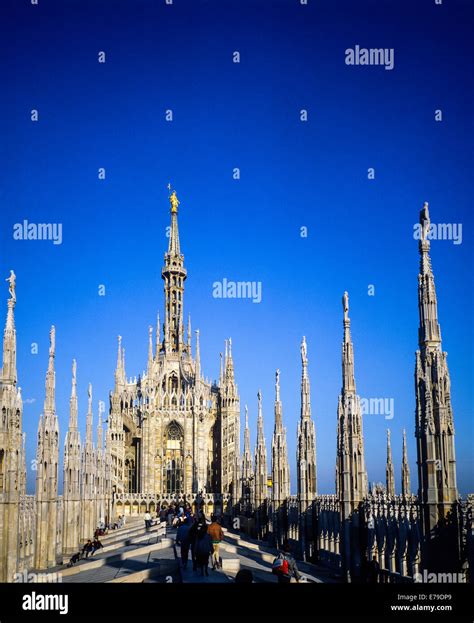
167,422,182,442
166,459,182,494
164,422,184,494
125,458,135,493
169,375,178,394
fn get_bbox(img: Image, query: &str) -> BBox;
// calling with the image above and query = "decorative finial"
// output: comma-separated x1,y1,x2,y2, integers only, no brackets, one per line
6,270,16,303
420,201,431,241
301,336,307,363
72,359,77,381
49,325,56,356
343,291,349,320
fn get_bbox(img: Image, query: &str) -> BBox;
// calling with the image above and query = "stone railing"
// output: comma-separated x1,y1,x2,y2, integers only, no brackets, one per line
313,494,341,569
113,492,232,516
265,492,422,579
363,493,421,581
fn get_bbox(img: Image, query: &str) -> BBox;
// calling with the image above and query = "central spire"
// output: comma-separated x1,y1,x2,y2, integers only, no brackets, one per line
162,187,187,354
417,202,441,351
168,190,181,255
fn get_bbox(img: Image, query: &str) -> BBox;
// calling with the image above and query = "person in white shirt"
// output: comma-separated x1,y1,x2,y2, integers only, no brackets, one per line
144,511,152,530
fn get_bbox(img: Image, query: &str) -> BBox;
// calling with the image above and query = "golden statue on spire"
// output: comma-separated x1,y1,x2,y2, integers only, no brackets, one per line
168,183,179,214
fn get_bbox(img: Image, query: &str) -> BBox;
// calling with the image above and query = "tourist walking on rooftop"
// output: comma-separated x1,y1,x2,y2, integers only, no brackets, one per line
176,516,192,569
144,511,152,531
195,523,213,577
273,540,301,584
159,506,167,524
188,517,199,571
208,515,224,570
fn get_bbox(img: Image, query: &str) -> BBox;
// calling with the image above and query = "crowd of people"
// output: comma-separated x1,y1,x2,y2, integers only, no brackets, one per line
174,506,223,577
65,503,302,584
173,504,301,583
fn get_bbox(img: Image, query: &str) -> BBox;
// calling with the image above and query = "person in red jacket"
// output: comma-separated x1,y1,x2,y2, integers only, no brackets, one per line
275,541,301,584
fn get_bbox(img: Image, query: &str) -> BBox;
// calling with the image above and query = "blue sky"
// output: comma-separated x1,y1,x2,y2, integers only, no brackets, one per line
0,0,472,495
